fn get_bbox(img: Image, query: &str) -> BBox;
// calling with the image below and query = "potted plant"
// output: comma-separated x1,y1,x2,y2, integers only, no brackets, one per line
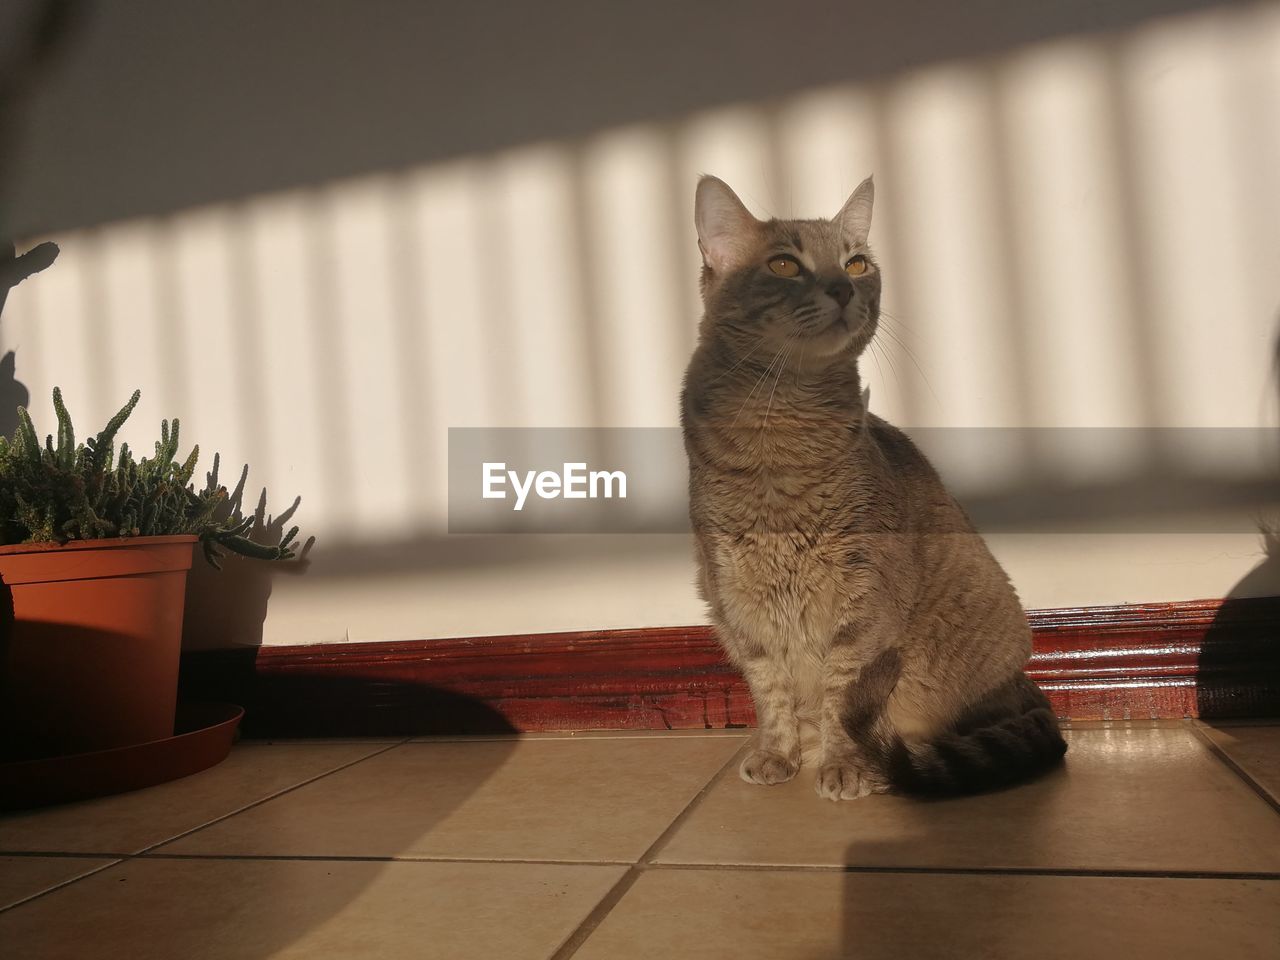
0,387,298,763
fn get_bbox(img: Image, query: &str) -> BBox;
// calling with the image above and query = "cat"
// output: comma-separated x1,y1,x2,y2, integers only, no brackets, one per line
680,174,1066,799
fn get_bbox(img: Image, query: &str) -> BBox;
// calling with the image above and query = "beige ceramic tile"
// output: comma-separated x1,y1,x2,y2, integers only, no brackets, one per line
0,742,390,854
0,857,624,960
160,737,742,861
1198,723,1280,804
573,869,1280,960
0,856,116,910
656,725,1280,872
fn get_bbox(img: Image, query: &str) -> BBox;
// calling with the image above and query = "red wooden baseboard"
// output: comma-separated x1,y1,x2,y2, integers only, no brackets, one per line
178,596,1280,737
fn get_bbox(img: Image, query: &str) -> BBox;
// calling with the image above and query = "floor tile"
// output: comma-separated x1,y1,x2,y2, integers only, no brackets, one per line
1198,723,1280,804
0,857,624,960
0,856,116,910
159,737,742,862
0,742,390,855
572,869,1280,960
655,724,1280,872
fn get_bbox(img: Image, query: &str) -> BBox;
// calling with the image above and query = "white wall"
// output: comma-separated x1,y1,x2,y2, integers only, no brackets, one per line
3,2,1278,646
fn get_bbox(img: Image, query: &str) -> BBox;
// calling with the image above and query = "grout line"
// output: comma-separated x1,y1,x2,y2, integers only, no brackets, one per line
544,869,644,960
1187,721,1280,815
0,859,124,916
643,862,1280,881
2,847,1276,882
637,744,750,868
0,851,135,860
135,852,633,866
0,849,631,868
547,741,750,960
132,738,413,856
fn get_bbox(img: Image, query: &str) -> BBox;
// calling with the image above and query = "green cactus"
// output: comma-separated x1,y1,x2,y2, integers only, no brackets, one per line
0,388,300,565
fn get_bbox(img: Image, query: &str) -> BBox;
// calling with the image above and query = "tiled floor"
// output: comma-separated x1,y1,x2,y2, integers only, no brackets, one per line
1,722,1277,959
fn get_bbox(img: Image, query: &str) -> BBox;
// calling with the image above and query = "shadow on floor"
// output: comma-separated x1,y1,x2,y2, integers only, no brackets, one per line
178,650,518,739
820,768,1063,960
6,680,519,959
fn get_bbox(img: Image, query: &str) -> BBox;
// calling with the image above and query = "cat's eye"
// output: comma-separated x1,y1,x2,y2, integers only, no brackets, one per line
845,255,869,277
768,256,801,278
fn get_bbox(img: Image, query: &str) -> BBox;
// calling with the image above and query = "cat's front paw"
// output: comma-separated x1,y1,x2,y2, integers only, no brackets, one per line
815,761,884,801
739,748,800,785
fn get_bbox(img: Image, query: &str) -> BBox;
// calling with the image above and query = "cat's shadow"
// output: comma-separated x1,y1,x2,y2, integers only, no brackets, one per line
797,774,1062,960
1196,318,1280,718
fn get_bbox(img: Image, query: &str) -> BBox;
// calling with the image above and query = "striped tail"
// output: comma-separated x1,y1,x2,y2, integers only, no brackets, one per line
843,649,1067,798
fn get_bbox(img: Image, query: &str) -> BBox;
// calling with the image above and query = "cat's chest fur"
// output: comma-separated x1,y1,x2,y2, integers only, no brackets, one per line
714,529,846,639
694,448,875,650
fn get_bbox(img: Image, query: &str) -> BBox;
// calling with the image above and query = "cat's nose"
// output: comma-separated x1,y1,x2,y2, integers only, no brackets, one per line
825,278,853,307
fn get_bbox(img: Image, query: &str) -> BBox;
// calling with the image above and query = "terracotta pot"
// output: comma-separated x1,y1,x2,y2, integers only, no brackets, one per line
0,535,196,762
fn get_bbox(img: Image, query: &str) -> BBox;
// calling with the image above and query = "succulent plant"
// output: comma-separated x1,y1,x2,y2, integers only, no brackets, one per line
0,388,298,567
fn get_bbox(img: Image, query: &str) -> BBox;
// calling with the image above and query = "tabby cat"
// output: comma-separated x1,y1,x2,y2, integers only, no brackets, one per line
681,175,1066,799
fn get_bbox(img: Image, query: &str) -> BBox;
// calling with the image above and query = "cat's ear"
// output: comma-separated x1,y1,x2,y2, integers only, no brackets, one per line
835,175,874,248
695,176,759,273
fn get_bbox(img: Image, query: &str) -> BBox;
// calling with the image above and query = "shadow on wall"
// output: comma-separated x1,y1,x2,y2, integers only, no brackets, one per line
4,0,1278,582
0,240,56,436
1,0,82,432
0,0,82,232
3,0,1278,654
1197,321,1280,719
1,0,1257,237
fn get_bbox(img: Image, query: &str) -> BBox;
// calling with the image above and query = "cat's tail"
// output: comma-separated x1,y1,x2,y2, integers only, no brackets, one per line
843,649,1067,798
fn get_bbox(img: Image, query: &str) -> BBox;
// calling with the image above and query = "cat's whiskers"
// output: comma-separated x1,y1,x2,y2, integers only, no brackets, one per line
716,305,816,391
761,337,800,433
878,308,923,341
874,337,906,396
865,337,891,397
731,337,795,429
708,334,771,385
875,313,941,408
